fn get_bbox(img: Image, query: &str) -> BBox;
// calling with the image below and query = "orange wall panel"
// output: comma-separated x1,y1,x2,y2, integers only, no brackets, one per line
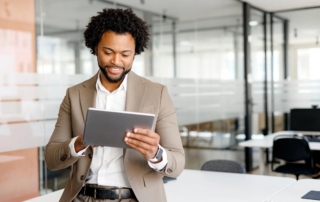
0,0,36,73
0,148,40,202
0,0,39,201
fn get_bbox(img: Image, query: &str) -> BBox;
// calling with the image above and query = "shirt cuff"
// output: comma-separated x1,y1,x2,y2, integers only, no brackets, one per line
69,136,89,157
147,145,168,171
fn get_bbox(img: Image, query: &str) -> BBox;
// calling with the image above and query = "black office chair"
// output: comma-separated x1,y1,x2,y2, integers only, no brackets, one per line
271,135,319,180
201,160,246,174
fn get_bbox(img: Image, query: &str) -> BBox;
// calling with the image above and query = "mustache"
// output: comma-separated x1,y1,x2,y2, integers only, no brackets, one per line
104,65,125,69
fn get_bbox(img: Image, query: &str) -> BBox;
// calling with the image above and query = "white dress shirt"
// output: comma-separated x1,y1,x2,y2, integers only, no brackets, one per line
69,71,167,188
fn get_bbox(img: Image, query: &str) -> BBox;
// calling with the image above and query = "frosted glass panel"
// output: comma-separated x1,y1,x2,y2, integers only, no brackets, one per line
147,77,245,126
274,80,320,112
252,81,265,113
0,72,91,153
0,72,245,152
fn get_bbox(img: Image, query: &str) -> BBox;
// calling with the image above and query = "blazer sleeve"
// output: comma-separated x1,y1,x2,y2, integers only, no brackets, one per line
44,88,81,171
155,86,185,177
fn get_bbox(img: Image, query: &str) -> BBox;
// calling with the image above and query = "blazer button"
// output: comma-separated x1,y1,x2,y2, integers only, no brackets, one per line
80,175,85,180
60,154,67,161
167,168,173,174
88,154,92,159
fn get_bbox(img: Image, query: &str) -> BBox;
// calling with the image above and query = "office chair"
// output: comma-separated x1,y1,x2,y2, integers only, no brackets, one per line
201,160,246,174
271,135,319,180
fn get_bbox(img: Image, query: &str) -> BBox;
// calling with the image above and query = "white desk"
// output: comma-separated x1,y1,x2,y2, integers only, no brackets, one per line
25,169,296,202
24,189,64,202
239,131,320,175
265,179,320,202
164,169,295,202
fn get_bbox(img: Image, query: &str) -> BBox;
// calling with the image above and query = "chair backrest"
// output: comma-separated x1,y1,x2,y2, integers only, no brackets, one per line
201,160,246,174
272,135,311,162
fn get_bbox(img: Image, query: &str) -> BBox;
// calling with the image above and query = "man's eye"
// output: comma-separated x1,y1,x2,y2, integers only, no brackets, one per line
123,55,129,57
104,52,111,55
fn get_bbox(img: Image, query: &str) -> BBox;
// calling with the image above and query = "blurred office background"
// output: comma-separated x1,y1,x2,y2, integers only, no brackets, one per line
1,0,320,201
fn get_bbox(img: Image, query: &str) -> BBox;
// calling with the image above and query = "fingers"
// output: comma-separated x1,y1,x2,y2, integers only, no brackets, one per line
126,142,148,157
125,129,160,159
125,136,153,151
124,128,160,159
126,132,158,146
133,128,156,138
126,139,157,159
133,128,160,142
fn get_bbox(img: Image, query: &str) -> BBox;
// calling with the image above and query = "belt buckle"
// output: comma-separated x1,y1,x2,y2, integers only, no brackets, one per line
94,188,97,199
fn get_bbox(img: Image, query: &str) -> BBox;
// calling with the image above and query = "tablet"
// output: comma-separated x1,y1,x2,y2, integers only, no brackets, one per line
82,108,155,149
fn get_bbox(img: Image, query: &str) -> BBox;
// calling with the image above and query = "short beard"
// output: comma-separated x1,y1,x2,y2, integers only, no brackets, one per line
98,63,131,83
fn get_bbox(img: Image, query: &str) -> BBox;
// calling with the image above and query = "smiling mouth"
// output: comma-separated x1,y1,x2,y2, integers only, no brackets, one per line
106,66,124,74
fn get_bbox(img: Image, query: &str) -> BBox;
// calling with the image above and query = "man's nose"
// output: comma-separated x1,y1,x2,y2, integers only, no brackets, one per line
111,54,121,65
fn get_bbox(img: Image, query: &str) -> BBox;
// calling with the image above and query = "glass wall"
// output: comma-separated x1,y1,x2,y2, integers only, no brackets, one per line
151,16,175,78
148,1,245,168
272,8,320,128
36,0,246,187
172,14,245,152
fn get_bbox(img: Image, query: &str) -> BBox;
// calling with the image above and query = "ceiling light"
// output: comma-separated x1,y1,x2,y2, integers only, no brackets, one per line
249,21,258,26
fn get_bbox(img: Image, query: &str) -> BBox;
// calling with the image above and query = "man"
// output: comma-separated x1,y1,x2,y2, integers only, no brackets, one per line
45,8,185,202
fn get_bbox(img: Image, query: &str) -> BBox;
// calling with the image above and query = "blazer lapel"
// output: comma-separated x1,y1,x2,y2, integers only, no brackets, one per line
79,72,98,122
125,71,148,113
123,71,148,157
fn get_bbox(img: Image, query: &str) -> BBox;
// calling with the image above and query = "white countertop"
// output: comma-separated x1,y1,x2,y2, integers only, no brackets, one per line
165,169,295,202
24,189,64,202
265,179,320,202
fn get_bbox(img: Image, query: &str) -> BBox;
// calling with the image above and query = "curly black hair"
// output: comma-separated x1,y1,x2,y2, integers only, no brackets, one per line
84,8,150,55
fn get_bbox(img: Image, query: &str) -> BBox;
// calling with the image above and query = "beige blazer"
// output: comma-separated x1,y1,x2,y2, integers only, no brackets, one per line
44,71,185,202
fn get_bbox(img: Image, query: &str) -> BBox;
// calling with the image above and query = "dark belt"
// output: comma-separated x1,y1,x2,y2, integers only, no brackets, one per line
80,185,137,200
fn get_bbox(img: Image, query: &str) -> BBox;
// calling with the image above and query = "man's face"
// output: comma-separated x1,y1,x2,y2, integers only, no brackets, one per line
95,31,135,83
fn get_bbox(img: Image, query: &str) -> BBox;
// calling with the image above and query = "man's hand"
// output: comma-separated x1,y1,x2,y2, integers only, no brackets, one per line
74,135,98,153
124,128,160,161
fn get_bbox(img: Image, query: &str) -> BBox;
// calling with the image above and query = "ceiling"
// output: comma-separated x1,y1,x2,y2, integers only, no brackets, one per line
37,0,320,46
107,0,320,18
242,0,320,12
38,0,243,40
113,0,242,21
277,8,320,45
38,0,243,29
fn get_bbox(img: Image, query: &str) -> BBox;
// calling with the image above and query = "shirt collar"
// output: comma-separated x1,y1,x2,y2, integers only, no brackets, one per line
96,71,128,94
